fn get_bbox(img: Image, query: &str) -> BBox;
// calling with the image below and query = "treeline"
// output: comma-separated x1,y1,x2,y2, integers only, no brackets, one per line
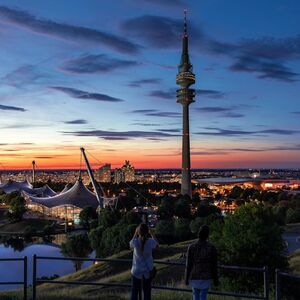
228,186,300,224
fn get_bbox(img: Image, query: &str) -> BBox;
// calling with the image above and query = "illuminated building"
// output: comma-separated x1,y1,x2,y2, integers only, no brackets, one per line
98,163,111,183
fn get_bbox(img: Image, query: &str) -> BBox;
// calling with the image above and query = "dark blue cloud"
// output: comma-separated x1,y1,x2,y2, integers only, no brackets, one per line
60,54,139,74
131,122,161,126
64,119,88,125
128,78,162,87
230,56,298,82
122,15,202,48
148,90,174,99
196,107,231,113
196,127,299,137
149,88,226,100
0,6,140,54
195,106,245,118
0,104,26,112
122,14,300,82
130,109,180,118
2,64,45,87
63,129,178,140
51,86,124,102
196,89,226,99
156,128,180,133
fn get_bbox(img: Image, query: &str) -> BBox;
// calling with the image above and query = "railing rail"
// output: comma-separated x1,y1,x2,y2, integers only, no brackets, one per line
275,269,300,300
0,257,27,300
32,255,269,300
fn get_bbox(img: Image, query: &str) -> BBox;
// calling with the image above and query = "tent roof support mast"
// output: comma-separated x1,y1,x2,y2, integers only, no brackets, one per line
80,147,104,209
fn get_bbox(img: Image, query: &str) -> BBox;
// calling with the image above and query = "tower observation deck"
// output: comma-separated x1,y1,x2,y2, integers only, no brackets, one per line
176,10,195,197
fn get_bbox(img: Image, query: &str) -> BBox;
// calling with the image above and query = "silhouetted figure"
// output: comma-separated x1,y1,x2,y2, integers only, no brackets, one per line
130,223,159,300
185,225,219,300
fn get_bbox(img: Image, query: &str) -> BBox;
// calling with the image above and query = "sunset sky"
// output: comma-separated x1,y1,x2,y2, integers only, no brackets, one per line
0,0,300,169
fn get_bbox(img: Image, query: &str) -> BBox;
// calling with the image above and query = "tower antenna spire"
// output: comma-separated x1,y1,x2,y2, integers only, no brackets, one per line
184,9,188,36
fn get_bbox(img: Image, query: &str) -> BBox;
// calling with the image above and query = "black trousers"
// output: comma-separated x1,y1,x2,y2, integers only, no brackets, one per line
130,275,152,300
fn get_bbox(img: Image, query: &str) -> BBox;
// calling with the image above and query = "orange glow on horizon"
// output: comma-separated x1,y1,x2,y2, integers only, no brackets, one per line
1,148,300,170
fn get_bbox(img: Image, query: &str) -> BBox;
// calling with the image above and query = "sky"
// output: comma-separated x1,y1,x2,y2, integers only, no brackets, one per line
0,0,300,170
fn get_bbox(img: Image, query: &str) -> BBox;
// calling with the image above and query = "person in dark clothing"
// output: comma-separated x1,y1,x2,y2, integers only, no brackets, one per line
185,225,219,300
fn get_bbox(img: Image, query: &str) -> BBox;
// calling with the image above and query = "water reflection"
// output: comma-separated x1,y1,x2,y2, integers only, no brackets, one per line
0,238,94,291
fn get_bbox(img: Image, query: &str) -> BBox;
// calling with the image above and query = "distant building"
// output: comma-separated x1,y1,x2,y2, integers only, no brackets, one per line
113,161,135,184
114,168,124,184
122,160,135,182
98,164,111,183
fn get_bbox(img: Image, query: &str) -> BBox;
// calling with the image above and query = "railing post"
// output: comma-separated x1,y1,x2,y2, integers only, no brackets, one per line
275,269,280,300
32,255,37,300
23,256,27,300
263,266,269,300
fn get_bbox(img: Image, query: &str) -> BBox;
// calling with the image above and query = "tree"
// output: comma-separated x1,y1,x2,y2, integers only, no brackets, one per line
98,207,120,229
89,211,140,257
79,206,97,230
157,196,175,220
285,208,300,224
196,203,221,218
174,198,191,219
229,186,243,199
155,219,175,244
174,218,191,241
89,226,103,256
211,203,288,292
190,217,206,236
42,223,56,242
61,233,92,271
272,205,287,225
6,195,26,222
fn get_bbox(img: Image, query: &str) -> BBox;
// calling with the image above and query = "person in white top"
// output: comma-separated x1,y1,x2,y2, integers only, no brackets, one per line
130,223,159,300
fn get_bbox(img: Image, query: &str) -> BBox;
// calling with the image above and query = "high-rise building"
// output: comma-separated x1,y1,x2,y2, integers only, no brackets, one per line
122,160,135,182
176,11,195,197
114,168,124,184
98,163,111,183
113,160,135,184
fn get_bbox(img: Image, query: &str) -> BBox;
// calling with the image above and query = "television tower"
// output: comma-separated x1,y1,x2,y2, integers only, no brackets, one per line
176,10,195,197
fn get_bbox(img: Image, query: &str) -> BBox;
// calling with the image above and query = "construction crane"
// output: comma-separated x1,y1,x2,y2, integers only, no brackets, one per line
80,147,104,209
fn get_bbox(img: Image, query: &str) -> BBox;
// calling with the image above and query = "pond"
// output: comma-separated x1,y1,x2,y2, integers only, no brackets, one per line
0,241,94,291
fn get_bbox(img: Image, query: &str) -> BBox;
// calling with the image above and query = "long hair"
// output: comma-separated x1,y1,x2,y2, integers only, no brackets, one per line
138,223,149,251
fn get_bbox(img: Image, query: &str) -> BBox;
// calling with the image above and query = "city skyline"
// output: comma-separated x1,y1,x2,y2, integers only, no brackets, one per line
1,0,300,170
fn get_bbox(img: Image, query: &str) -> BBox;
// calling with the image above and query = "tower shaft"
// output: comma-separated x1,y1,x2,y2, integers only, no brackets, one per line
181,104,192,196
176,11,195,197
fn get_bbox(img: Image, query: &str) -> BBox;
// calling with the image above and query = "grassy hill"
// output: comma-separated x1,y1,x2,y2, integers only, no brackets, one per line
1,238,300,300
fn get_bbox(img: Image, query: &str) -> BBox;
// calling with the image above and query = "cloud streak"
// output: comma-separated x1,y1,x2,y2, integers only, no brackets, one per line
122,14,300,82
60,54,139,74
128,78,162,87
0,104,26,112
64,119,88,125
51,86,124,102
196,127,300,137
63,129,178,140
0,5,139,54
130,109,181,118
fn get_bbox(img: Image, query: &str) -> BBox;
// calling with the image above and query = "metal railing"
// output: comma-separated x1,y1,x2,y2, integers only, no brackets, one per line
0,256,27,300
32,255,269,300
275,269,300,300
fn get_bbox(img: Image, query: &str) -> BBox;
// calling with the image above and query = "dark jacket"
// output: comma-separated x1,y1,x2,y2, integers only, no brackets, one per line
185,240,218,282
